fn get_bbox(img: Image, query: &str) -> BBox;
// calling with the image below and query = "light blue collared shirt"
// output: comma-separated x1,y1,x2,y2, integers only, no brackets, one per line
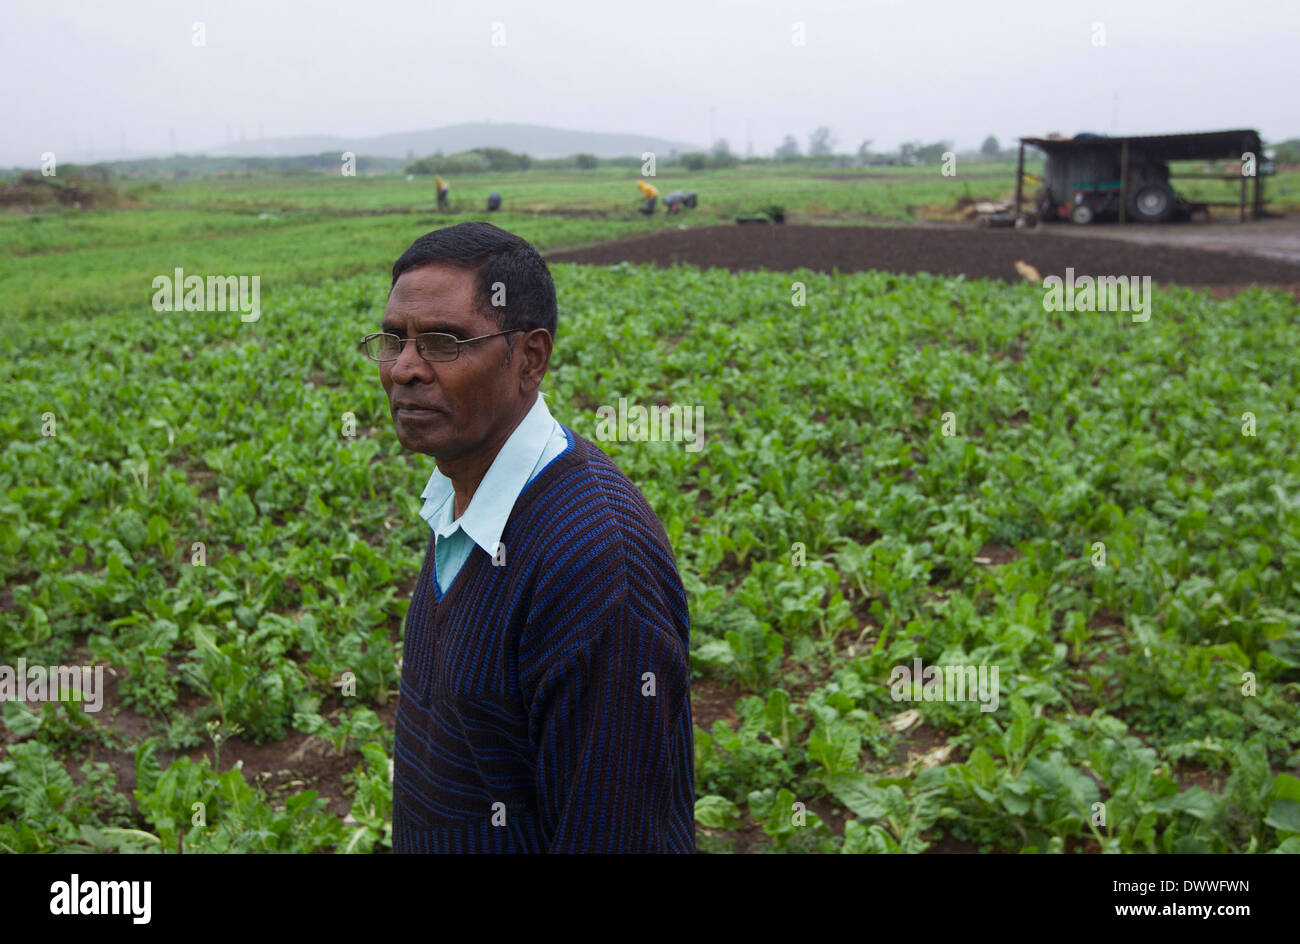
418,391,572,597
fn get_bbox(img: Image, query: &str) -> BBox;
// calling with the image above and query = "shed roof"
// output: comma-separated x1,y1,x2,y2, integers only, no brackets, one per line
1020,130,1262,162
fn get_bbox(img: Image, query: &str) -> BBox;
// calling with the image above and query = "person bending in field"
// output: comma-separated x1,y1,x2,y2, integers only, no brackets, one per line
362,221,695,853
435,174,450,209
636,178,659,214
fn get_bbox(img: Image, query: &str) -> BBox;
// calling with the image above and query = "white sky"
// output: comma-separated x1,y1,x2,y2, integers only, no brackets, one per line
3,0,1297,165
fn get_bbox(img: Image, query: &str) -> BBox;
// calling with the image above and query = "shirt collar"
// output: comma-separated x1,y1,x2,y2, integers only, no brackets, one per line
418,392,558,556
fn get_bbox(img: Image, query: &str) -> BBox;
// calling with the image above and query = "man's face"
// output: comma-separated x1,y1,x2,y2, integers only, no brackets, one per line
379,263,520,460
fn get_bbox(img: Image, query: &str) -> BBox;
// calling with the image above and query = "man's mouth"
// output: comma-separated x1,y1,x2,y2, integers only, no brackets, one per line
392,400,445,420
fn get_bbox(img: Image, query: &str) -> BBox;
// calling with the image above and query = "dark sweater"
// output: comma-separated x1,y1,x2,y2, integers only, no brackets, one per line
392,429,695,853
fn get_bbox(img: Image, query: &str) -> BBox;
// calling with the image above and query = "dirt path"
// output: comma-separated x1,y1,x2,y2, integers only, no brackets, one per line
1026,215,1300,265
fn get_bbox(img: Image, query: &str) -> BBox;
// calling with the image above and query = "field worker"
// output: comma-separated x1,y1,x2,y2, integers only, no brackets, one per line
362,221,695,853
636,178,658,214
663,190,685,214
435,174,450,209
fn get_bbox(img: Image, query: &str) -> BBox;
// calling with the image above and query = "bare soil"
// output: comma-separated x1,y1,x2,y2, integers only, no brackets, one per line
546,222,1300,296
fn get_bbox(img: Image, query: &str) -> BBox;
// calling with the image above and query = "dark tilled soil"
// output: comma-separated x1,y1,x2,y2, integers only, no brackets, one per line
690,676,747,732
546,224,1300,289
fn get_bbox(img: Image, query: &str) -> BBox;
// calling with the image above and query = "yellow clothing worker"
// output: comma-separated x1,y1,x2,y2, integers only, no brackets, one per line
636,179,659,215
435,175,450,209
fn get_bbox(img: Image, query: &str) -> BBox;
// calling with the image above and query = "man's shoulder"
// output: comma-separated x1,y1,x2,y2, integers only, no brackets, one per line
525,429,642,505
510,432,689,669
512,430,675,567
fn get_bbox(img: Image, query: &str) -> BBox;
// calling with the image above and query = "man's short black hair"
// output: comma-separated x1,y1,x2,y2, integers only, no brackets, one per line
390,221,558,342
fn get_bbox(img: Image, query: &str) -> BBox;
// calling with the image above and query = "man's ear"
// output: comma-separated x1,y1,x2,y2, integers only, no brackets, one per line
519,328,552,393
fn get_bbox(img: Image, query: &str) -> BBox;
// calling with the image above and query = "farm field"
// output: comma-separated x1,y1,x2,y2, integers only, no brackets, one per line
2,170,1300,854
117,164,1032,218
7,160,1298,326
110,161,1300,217
2,164,1010,327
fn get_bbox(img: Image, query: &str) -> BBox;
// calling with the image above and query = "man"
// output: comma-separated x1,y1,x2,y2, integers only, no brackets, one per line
363,221,695,853
435,174,450,209
636,178,658,215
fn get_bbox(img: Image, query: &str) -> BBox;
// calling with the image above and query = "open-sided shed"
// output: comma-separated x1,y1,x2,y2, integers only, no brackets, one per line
1015,129,1266,224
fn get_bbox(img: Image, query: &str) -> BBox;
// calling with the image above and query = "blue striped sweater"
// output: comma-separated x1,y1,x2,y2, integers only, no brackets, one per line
392,429,696,853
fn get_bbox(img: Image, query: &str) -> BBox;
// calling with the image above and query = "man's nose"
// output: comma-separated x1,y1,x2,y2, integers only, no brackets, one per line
388,340,434,384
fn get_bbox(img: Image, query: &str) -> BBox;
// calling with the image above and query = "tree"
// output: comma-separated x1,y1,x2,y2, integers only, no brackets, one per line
1269,138,1300,163
915,140,952,165
856,139,873,166
774,135,800,161
574,153,598,170
980,135,1001,159
711,139,739,168
809,126,836,157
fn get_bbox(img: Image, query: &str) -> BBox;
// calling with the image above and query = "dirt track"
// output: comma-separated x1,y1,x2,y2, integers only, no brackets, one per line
1036,214,1300,265
546,223,1300,291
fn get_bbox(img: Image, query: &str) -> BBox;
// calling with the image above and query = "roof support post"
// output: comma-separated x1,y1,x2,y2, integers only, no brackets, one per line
1015,140,1025,219
1119,140,1129,224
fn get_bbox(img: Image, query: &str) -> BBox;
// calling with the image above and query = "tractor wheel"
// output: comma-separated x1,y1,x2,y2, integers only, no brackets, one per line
1129,182,1175,223
1070,203,1095,225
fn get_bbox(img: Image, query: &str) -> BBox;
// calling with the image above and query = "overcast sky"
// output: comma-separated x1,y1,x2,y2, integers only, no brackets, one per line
4,0,1297,165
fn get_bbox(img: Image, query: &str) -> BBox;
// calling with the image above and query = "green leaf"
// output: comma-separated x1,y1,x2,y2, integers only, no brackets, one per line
1,700,41,737
694,794,741,829
147,514,169,546
1154,787,1217,820
1264,799,1300,834
1000,791,1031,816
828,774,889,820
1272,773,1300,803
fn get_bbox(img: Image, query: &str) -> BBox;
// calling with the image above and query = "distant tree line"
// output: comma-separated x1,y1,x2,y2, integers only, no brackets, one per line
406,147,533,175
0,152,408,180
404,144,746,175
1270,139,1300,164
765,128,1028,166
2,131,1067,185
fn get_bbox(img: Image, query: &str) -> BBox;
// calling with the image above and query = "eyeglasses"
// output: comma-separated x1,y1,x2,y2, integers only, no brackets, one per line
358,329,524,363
